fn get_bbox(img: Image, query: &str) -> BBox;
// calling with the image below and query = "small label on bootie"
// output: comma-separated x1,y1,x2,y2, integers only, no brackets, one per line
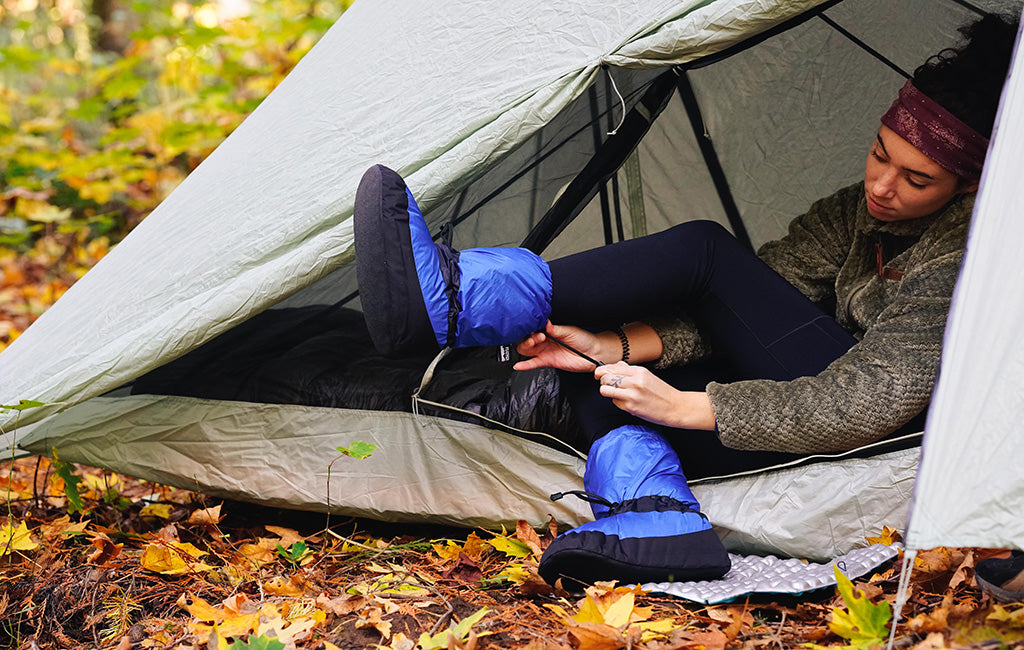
497,345,511,363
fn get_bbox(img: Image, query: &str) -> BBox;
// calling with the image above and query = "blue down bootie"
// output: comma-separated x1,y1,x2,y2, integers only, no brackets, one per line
539,425,731,587
353,165,552,357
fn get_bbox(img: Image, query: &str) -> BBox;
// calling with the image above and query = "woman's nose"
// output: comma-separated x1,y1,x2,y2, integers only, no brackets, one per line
872,170,897,197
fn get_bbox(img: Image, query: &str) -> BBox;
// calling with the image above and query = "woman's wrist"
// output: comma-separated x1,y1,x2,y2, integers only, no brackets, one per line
595,330,626,364
673,391,717,431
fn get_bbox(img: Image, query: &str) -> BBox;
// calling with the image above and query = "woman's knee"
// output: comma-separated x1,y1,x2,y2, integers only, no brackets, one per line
660,220,734,246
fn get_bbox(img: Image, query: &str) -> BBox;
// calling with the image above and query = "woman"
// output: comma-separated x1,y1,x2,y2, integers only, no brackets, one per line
353,15,1019,586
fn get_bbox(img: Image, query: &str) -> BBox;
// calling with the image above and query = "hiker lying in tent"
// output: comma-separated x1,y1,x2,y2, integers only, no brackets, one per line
352,13,1018,587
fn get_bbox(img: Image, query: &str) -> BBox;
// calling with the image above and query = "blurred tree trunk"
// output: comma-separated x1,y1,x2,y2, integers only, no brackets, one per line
91,0,132,54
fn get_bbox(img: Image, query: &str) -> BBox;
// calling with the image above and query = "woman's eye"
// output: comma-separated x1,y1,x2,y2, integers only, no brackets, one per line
906,177,927,189
871,149,886,162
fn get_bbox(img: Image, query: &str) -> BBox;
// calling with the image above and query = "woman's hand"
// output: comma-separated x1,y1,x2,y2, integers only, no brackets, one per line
594,362,716,430
514,321,618,373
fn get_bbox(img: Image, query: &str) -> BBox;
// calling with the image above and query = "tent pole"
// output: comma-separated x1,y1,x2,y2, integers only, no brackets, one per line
674,72,754,252
816,14,910,78
520,71,678,253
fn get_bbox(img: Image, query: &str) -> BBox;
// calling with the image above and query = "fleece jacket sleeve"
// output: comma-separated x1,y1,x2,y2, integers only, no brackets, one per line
707,203,970,453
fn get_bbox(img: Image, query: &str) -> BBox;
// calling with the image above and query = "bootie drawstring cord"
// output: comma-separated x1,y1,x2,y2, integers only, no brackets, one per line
551,490,709,519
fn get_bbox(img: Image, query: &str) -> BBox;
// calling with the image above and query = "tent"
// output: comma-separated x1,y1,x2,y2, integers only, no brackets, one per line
1,0,1021,562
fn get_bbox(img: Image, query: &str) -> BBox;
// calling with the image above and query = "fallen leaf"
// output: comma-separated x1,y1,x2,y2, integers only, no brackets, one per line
82,472,118,494
866,526,902,546
264,525,304,548
826,565,892,648
0,520,38,554
516,520,545,558
255,603,325,644
315,593,370,616
948,549,976,591
433,532,489,563
188,504,223,525
379,632,415,650
671,627,729,650
915,547,966,593
140,540,213,574
634,617,678,642
38,515,91,540
86,532,123,565
179,593,225,621
987,604,1024,628
140,503,174,519
264,574,308,597
489,529,532,559
909,631,948,650
565,620,624,650
355,606,392,639
442,552,483,583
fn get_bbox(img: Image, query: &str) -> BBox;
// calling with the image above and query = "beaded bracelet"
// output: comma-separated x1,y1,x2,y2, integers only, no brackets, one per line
613,326,630,363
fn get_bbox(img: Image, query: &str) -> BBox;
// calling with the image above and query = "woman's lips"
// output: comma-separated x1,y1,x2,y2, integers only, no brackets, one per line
866,195,894,214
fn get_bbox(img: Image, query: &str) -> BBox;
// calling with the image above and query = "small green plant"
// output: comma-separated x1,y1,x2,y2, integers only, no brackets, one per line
2,399,47,518
335,440,376,459
417,607,490,650
227,635,285,650
0,400,46,413
51,448,85,514
275,540,312,567
325,441,379,531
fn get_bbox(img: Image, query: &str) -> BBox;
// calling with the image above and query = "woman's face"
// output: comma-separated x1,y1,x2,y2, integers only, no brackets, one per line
863,125,976,222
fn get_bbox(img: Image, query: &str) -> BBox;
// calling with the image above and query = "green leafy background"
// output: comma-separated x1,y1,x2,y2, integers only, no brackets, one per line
1,0,350,351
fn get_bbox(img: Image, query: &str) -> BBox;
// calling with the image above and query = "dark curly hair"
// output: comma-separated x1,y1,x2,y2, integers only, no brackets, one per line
913,13,1019,138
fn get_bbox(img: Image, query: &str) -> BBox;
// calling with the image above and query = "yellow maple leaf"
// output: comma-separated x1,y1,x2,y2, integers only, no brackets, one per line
488,531,532,558
987,605,1024,628
141,541,213,574
601,592,636,628
635,618,678,642
0,521,38,554
81,473,118,494
574,594,606,625
179,593,262,643
493,563,530,584
433,534,489,561
432,539,463,562
866,525,902,546
140,503,174,519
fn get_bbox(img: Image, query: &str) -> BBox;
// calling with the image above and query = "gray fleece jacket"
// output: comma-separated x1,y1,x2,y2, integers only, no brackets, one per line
650,183,974,453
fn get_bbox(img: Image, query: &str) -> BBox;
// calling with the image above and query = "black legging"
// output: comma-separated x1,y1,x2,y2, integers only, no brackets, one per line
546,220,918,478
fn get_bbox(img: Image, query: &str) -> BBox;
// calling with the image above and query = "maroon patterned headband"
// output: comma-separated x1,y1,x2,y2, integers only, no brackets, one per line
880,80,989,180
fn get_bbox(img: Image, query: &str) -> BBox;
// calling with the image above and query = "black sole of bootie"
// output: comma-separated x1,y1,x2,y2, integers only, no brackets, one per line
539,527,731,590
353,164,441,358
